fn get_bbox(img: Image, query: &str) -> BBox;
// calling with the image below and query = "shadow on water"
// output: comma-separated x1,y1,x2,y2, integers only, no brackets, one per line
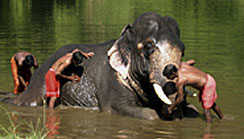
1,0,244,138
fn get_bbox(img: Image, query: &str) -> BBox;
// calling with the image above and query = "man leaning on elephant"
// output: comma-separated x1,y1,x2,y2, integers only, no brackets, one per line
164,60,223,123
10,52,38,94
45,49,94,108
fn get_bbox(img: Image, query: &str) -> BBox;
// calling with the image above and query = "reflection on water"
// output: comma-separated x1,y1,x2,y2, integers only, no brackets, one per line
45,110,61,138
1,0,244,138
203,124,215,139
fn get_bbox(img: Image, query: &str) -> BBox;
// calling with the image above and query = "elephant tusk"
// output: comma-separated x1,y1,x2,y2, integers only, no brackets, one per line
153,84,172,105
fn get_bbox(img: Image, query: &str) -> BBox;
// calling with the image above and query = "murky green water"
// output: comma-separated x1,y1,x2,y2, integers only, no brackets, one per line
0,0,244,138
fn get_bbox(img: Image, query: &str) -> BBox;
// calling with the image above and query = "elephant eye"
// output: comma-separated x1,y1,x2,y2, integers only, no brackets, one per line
143,39,155,58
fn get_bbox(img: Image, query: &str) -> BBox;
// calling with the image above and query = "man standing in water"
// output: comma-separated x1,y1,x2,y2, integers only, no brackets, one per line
164,60,223,123
45,49,94,108
10,52,38,94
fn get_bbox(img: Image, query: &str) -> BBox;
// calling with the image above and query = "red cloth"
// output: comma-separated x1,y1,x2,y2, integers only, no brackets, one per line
199,74,217,109
45,68,60,98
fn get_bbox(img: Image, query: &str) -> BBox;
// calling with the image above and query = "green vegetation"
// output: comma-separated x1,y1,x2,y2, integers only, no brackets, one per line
0,105,48,139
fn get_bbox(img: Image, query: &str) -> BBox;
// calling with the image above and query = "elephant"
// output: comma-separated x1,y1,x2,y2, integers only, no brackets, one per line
2,12,198,120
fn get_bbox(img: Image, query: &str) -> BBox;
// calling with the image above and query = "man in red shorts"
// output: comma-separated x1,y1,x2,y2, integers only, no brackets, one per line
164,60,223,123
10,52,38,94
45,49,94,108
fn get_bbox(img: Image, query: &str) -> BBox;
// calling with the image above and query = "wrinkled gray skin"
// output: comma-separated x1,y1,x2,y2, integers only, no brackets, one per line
4,12,198,120
61,73,98,107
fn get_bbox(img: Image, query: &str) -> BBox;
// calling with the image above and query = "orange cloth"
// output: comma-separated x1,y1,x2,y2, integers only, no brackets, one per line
45,68,60,98
11,56,26,94
199,74,217,109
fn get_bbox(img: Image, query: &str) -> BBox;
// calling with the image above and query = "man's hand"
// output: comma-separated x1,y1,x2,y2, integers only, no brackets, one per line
186,59,195,66
58,73,80,83
167,107,172,116
83,52,94,59
67,75,80,83
73,74,80,82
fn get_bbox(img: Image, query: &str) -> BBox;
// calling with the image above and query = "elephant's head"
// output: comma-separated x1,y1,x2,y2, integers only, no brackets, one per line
108,12,184,119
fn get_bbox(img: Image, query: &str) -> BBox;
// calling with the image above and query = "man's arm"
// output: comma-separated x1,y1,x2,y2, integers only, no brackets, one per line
18,75,27,88
33,56,38,70
11,57,20,94
71,48,94,59
57,73,80,82
81,51,94,59
168,84,184,114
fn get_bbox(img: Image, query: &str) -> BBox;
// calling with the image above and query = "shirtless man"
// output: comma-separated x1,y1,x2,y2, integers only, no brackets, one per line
10,52,38,94
164,60,223,123
45,49,94,108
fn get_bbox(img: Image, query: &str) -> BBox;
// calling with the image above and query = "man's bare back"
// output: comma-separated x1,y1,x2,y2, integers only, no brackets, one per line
52,53,73,75
51,49,94,78
177,61,207,90
15,52,38,68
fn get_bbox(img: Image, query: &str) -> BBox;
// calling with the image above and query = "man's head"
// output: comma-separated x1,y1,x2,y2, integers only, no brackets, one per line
24,55,34,67
72,51,83,66
163,64,178,80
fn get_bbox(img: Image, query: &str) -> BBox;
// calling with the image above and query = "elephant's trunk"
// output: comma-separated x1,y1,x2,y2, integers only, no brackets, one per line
149,40,182,105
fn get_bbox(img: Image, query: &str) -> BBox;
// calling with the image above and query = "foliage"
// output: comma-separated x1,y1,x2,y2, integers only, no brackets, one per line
0,105,48,139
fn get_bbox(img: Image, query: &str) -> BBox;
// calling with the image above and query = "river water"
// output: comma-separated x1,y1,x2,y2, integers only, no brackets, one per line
0,0,244,138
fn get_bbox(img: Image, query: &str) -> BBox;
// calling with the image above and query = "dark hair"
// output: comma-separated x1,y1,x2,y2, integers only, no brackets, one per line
72,51,83,65
163,64,178,79
24,55,34,67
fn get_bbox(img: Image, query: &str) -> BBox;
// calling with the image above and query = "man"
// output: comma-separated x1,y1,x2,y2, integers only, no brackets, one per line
10,52,38,94
164,60,223,123
45,49,94,108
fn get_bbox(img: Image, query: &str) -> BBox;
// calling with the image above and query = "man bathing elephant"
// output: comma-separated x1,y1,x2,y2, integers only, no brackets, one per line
45,49,94,108
3,12,199,120
10,52,38,94
164,60,223,123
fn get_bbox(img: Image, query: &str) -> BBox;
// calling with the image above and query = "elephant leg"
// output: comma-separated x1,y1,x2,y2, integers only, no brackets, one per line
113,104,159,120
182,103,199,118
140,107,160,120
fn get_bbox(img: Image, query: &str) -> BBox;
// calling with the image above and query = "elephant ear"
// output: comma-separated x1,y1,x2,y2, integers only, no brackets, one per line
108,24,133,79
108,39,130,79
120,24,132,36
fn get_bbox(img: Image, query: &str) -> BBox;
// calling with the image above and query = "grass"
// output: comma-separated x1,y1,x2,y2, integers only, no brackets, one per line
0,105,49,139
